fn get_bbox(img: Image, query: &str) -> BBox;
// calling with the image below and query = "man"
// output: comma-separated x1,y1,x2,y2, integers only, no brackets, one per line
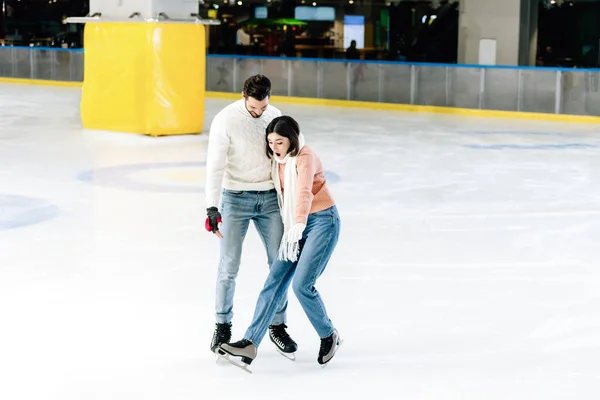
205,75,298,358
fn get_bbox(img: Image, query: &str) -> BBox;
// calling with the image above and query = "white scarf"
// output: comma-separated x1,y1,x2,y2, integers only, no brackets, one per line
271,133,306,262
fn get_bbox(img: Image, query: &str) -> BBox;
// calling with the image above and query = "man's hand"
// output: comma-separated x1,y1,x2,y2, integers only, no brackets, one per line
205,207,223,239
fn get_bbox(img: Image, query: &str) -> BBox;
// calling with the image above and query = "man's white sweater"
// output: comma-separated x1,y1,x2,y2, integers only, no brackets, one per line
205,99,282,209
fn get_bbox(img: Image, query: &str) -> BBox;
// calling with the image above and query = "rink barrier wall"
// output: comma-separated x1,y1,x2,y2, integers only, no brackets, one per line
1,47,600,123
205,91,600,124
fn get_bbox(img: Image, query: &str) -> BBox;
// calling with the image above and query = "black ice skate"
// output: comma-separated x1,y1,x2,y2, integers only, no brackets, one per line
210,322,232,354
217,339,257,373
269,324,298,361
318,329,342,366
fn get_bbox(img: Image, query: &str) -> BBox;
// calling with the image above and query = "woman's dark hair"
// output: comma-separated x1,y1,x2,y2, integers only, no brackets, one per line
265,116,301,158
243,74,271,101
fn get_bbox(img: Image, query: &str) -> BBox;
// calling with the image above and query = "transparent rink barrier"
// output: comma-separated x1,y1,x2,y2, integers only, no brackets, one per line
206,56,600,117
0,47,84,82
1,47,599,117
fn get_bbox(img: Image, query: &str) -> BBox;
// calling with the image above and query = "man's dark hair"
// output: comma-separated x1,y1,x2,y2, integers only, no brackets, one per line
265,116,301,158
243,74,271,101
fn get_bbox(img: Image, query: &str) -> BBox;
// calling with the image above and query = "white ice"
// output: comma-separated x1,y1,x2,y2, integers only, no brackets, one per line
1,83,600,400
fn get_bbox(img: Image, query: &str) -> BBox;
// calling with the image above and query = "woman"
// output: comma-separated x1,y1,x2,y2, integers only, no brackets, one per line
217,115,341,370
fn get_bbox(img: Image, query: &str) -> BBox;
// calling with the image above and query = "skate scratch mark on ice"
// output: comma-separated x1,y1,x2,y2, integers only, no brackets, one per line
464,143,597,150
341,209,600,218
456,130,598,139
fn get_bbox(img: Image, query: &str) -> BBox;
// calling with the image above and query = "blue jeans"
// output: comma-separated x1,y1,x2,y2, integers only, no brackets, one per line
244,205,341,344
215,189,286,325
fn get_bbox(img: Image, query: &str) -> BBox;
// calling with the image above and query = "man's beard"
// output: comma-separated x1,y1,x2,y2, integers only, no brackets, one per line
245,102,261,119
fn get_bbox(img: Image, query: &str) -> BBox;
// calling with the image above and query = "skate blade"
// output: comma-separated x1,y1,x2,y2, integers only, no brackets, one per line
214,349,226,364
217,351,253,374
275,348,296,361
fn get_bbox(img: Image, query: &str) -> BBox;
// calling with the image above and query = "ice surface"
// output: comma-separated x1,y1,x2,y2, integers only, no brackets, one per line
1,83,599,399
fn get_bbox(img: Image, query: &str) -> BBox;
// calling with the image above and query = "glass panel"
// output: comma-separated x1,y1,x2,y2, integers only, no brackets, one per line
13,48,32,79
562,71,600,117
483,68,519,111
349,62,380,102
449,67,481,109
521,69,556,114
261,58,288,96
206,57,235,92
321,61,347,100
53,51,72,81
415,65,447,106
236,58,263,91
71,52,84,82
290,60,318,98
380,63,411,105
32,49,53,80
0,48,13,77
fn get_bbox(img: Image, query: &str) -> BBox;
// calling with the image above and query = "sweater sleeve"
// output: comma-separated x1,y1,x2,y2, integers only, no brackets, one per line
295,151,316,224
205,114,230,209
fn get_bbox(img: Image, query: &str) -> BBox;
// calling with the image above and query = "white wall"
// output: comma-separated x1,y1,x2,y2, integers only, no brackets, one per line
458,0,523,66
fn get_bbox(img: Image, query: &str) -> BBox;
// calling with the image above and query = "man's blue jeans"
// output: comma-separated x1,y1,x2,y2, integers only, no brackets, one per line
244,205,341,345
215,189,286,325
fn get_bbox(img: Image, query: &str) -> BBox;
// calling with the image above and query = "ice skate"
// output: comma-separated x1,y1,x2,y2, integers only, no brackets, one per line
318,329,342,367
269,324,298,361
217,339,257,374
210,322,232,362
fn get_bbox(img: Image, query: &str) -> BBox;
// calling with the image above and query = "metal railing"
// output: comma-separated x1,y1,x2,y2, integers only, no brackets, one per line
1,47,599,117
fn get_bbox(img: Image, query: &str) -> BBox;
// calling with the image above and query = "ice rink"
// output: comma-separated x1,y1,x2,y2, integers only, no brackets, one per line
1,83,600,399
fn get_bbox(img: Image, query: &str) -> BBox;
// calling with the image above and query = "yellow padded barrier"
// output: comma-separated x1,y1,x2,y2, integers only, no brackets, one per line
81,22,205,136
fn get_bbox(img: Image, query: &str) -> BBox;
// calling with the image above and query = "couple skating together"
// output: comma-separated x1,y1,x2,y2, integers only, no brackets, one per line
204,74,342,371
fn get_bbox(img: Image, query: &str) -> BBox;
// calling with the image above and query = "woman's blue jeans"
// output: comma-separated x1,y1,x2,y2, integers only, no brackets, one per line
244,205,341,344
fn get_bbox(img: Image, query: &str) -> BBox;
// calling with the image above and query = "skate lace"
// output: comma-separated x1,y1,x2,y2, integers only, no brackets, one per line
214,323,231,343
319,336,334,356
269,324,292,345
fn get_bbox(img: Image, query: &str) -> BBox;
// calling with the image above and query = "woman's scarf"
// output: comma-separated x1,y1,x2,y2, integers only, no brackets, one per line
271,133,306,262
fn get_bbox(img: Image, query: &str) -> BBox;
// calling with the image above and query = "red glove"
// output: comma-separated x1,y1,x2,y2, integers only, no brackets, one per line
205,207,222,233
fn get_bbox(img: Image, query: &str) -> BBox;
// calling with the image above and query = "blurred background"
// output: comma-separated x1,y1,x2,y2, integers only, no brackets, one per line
0,0,598,67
